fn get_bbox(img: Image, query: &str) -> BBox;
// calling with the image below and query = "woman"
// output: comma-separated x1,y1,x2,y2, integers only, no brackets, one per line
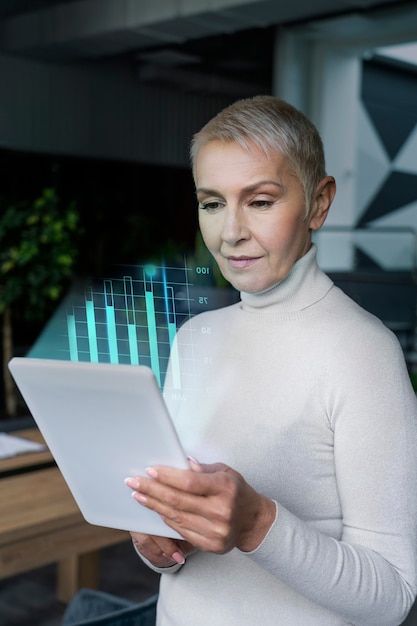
125,95,417,625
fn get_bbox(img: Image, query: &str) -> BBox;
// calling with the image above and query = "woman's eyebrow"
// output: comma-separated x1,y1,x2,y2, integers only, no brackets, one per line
243,181,283,193
196,187,219,196
196,181,283,196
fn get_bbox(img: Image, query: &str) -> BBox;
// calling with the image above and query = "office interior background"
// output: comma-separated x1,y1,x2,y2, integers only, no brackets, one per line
0,0,417,408
0,4,417,625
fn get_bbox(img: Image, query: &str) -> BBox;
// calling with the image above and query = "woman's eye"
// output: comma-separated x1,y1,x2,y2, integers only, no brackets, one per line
199,201,223,212
250,199,273,209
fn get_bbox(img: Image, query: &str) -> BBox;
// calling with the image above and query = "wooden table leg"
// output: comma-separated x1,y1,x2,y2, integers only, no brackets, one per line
57,551,99,603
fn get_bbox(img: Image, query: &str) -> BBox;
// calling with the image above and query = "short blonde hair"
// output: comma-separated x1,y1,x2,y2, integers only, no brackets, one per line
190,95,327,218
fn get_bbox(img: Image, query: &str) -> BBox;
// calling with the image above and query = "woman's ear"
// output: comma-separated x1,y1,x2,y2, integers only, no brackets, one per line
309,176,336,231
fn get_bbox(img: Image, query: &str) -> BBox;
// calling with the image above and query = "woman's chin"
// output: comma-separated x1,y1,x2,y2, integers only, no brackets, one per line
227,276,275,294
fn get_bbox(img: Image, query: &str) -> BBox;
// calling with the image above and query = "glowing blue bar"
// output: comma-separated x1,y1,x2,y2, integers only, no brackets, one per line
104,281,119,364
124,277,139,365
67,312,78,361
85,294,99,362
128,324,139,365
168,323,181,389
145,291,160,384
166,286,181,389
144,273,161,386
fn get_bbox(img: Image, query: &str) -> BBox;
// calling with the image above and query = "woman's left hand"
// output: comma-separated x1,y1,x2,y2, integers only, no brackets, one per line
125,459,276,554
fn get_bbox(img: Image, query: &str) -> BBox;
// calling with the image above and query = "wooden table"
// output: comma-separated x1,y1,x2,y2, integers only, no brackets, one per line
0,430,129,603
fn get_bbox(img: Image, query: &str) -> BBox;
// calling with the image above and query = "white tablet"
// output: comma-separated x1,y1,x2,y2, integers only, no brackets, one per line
8,357,189,539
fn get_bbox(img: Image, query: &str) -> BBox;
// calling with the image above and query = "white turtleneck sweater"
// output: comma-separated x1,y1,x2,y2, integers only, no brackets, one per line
140,245,417,626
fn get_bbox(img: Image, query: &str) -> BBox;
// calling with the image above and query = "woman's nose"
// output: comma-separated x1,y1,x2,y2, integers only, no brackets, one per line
221,207,249,245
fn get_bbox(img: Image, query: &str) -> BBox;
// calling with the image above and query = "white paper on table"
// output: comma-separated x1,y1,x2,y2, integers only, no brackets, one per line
0,432,48,459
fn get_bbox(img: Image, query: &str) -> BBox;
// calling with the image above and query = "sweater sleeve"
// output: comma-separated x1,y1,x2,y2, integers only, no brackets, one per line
246,324,417,626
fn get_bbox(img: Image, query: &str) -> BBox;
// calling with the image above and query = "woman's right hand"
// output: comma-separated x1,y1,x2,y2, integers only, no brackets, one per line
130,531,196,568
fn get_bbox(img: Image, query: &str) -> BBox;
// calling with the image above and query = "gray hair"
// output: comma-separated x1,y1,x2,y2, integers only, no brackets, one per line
190,95,327,218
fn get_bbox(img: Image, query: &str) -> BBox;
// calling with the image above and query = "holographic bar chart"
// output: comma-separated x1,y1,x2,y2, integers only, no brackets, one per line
28,255,239,391
65,261,195,388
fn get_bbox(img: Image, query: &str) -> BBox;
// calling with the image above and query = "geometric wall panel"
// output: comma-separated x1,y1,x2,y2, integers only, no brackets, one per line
358,59,417,246
362,60,417,160
354,245,383,270
358,171,417,226
318,58,417,282
364,102,417,160
394,124,417,174
355,102,390,222
368,199,417,231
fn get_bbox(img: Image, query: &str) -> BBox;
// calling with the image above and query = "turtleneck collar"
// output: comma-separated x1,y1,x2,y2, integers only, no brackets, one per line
239,244,333,314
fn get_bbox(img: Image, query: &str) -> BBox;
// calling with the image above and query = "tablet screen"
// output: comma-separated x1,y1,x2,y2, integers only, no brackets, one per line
8,357,189,538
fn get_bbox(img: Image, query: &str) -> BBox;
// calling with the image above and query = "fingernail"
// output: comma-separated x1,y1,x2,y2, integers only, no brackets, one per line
132,492,147,504
124,477,140,489
187,456,200,465
172,551,185,565
146,467,158,478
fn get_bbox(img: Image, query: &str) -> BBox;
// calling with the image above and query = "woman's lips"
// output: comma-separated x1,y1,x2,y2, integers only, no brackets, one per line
226,256,261,269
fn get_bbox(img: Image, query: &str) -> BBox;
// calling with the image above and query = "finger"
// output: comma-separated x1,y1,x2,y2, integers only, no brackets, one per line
189,457,231,474
144,463,231,494
130,532,185,565
129,468,240,522
126,468,243,552
131,478,238,547
186,459,230,474
127,477,218,545
160,510,237,555
187,457,204,472
125,465,231,497
186,458,227,474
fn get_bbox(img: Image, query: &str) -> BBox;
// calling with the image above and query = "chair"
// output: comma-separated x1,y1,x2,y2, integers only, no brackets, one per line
61,588,158,626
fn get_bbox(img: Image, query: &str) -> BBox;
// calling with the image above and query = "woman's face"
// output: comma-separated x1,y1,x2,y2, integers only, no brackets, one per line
195,140,329,294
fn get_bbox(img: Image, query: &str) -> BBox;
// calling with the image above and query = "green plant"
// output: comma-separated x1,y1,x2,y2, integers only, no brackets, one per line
0,187,82,415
